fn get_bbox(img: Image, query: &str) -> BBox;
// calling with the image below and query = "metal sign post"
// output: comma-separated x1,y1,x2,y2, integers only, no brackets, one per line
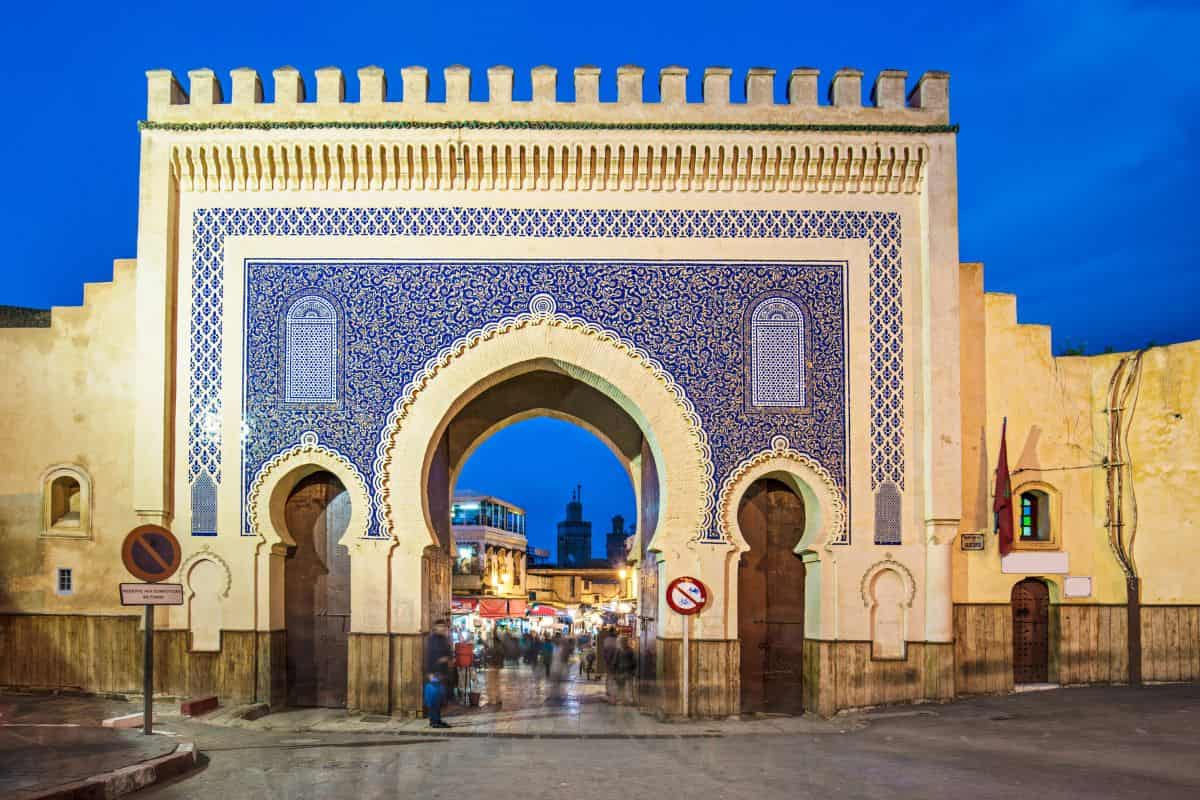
120,526,183,736
665,575,709,719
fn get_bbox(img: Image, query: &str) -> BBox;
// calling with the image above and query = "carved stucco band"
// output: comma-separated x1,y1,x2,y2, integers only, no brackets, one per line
373,293,717,540
860,554,917,607
717,434,848,546
245,430,371,539
180,546,233,598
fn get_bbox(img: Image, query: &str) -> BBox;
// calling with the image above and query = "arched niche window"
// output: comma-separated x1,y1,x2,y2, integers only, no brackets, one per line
748,296,806,411
1014,484,1059,550
191,473,218,536
284,294,339,404
41,465,92,538
873,481,902,545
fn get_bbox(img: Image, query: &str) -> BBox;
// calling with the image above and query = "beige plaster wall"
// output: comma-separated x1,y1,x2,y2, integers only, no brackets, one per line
958,262,1200,606
0,261,139,614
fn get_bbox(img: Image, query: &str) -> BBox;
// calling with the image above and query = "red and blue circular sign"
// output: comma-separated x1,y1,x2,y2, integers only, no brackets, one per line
121,525,182,583
666,576,708,615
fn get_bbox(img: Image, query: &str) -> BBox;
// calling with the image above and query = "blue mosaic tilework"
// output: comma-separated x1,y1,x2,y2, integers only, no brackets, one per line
242,260,848,539
185,207,904,537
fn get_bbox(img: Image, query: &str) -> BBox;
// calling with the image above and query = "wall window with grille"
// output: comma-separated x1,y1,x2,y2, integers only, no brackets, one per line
748,296,805,410
284,295,339,404
56,567,73,595
191,472,218,536
1013,483,1059,550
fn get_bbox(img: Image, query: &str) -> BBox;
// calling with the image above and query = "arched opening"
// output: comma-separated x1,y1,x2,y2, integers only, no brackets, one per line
284,470,352,707
737,477,806,714
426,367,648,714
50,476,81,528
1012,578,1050,684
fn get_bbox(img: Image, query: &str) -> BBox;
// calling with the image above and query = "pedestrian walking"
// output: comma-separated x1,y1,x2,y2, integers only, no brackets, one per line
424,620,453,728
615,636,638,705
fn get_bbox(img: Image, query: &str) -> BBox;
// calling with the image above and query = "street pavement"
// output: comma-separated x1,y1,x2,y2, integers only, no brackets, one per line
140,681,1200,800
0,692,178,799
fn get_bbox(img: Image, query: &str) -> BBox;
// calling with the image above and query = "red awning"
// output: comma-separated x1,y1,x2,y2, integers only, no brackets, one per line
529,604,558,617
451,597,478,614
478,598,510,619
507,599,527,617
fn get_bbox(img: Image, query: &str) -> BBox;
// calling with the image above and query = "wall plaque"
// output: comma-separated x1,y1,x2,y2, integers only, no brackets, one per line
960,533,986,551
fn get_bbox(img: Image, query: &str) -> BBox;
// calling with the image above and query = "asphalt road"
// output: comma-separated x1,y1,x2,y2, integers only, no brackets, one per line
142,684,1200,799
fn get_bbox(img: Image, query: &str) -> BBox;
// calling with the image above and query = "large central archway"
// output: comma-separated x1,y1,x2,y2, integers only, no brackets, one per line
372,300,716,715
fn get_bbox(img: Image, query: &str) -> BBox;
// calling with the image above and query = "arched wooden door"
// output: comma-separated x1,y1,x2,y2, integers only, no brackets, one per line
738,478,806,714
284,472,352,707
1012,579,1049,684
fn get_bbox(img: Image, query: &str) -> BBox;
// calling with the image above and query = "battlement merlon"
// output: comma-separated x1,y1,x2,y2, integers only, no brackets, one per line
144,65,950,127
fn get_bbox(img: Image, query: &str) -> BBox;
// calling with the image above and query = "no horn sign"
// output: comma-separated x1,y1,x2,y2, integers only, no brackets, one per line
666,576,708,615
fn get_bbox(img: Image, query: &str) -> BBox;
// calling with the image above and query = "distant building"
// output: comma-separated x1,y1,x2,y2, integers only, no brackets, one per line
607,515,631,566
450,493,527,598
555,485,592,566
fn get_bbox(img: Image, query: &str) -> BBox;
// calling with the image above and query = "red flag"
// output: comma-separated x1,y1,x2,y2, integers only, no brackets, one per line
993,418,1014,556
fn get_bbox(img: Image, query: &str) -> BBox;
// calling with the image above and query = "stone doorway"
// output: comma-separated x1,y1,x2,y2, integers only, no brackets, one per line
738,477,806,714
284,471,352,707
1012,578,1050,684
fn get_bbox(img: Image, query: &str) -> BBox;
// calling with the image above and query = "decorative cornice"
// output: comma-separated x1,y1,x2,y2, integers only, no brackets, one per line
167,138,929,195
373,293,715,539
142,119,958,134
717,435,848,546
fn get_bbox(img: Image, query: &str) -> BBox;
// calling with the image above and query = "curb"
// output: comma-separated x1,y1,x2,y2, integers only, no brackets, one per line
19,741,198,800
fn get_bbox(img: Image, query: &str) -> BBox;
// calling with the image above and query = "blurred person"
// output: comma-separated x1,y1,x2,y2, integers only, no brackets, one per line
615,636,638,705
424,620,453,728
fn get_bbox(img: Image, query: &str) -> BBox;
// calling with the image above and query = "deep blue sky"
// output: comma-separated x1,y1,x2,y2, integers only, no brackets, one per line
457,418,633,558
3,1,1197,540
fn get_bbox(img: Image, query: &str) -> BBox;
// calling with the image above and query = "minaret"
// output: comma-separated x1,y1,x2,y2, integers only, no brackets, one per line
607,515,630,566
556,484,592,566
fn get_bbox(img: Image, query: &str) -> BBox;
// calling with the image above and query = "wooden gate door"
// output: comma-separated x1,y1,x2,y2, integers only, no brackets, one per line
284,472,352,707
1012,579,1049,684
738,478,806,714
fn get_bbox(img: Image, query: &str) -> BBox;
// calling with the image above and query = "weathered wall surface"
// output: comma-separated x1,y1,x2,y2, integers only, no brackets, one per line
957,262,1200,687
0,260,138,614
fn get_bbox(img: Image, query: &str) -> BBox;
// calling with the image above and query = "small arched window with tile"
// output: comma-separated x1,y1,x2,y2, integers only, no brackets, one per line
284,295,339,404
749,296,805,410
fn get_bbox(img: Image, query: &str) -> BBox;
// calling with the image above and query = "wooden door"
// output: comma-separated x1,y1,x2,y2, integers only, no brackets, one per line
284,472,351,707
738,478,806,714
1012,579,1049,684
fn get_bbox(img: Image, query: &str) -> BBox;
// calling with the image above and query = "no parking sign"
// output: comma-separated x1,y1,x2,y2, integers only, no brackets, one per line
666,576,708,615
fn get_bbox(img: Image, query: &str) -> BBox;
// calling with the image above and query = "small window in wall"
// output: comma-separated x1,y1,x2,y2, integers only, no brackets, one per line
1015,487,1057,549
749,296,805,410
284,295,339,404
41,465,92,538
56,567,73,595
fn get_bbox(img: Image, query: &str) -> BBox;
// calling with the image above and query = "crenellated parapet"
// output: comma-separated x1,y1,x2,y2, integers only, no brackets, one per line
145,64,950,128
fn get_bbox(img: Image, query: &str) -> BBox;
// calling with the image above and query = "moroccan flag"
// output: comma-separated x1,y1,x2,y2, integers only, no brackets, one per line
993,418,1014,556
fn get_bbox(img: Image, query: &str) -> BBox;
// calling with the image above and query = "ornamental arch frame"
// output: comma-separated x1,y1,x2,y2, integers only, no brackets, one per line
372,298,716,639
717,436,847,640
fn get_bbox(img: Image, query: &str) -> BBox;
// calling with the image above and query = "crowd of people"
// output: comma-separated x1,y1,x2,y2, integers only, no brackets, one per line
423,621,639,728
